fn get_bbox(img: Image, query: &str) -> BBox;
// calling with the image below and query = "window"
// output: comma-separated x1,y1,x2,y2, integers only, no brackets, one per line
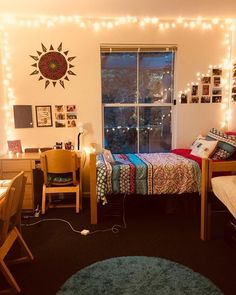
101,46,176,153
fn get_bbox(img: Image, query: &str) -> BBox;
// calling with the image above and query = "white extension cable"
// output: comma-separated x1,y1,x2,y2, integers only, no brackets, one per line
22,194,127,236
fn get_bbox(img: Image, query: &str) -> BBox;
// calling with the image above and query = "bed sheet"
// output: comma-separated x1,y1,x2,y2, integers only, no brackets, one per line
96,152,201,202
211,176,236,219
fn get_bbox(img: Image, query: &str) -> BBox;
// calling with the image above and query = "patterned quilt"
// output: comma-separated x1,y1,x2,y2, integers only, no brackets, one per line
96,153,201,203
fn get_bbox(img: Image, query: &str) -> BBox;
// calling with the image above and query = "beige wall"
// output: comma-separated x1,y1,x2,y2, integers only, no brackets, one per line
0,20,234,191
229,31,236,131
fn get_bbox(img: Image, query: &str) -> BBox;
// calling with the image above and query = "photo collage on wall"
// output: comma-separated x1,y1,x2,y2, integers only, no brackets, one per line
55,105,77,128
180,68,223,104
232,63,236,102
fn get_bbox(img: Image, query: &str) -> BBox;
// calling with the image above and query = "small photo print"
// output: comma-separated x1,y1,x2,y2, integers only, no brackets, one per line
201,96,211,103
55,105,65,112
67,113,77,120
232,94,236,102
212,88,222,95
213,76,221,87
212,68,222,76
55,121,66,128
190,96,199,103
191,85,198,96
67,120,77,127
180,93,188,103
55,113,65,120
66,105,76,112
212,96,222,103
201,76,211,84
202,85,210,95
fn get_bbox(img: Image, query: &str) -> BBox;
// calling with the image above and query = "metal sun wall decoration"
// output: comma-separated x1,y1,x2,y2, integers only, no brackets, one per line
30,43,76,89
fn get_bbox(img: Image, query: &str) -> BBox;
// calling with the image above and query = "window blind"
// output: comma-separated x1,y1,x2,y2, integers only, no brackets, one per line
100,44,177,52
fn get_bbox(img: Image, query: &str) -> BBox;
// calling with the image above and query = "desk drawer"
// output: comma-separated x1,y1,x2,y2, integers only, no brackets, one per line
1,160,32,171
23,185,34,210
1,171,32,184
24,184,33,199
23,198,33,210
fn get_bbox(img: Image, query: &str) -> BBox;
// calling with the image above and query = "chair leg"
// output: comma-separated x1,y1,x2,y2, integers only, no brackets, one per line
15,227,34,262
0,228,33,294
41,185,46,214
0,259,21,294
79,191,82,210
0,221,10,247
76,189,79,214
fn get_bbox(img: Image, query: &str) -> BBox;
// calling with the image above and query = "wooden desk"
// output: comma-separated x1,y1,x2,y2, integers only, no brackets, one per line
0,152,82,211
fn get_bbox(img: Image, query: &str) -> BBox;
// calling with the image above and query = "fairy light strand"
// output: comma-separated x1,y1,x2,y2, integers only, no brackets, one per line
0,15,236,141
178,19,236,128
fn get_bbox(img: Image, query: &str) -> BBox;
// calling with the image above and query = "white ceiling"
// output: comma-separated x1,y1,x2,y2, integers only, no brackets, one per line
1,0,236,19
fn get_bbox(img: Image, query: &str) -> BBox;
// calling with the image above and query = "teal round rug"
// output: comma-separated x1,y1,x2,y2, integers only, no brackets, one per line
57,256,222,295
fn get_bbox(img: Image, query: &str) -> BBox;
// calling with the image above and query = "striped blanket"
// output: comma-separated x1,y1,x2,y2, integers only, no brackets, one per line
96,153,201,203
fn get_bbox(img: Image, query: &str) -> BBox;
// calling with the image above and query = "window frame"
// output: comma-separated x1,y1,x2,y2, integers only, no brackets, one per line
101,45,177,153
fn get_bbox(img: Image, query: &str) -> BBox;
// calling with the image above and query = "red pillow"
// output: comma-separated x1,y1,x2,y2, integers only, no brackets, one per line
225,131,236,136
171,148,202,168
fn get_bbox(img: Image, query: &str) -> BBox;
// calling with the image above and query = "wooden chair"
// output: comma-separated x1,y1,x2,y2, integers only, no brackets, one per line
0,171,34,294
40,150,80,214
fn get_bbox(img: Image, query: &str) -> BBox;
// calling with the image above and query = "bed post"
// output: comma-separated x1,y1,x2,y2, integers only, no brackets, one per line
200,158,209,241
90,152,98,224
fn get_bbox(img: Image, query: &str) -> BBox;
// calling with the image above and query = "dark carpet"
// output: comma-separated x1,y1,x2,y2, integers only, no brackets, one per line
1,194,236,295
57,256,222,295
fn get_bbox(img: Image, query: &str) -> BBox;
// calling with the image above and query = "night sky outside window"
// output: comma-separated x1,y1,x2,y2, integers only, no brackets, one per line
101,47,175,153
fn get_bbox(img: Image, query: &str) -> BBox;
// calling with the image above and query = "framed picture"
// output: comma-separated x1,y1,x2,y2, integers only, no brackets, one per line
35,105,53,127
7,140,22,153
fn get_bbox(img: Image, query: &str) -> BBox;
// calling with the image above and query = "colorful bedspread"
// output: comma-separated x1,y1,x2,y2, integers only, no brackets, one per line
96,153,201,202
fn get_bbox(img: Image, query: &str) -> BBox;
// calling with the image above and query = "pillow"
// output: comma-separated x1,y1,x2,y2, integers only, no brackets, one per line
206,128,236,160
103,149,114,163
225,131,236,160
190,135,206,149
190,138,218,158
225,131,236,136
171,148,202,168
48,173,73,184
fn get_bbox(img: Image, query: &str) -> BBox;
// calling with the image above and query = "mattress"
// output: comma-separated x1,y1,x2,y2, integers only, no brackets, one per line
211,176,236,219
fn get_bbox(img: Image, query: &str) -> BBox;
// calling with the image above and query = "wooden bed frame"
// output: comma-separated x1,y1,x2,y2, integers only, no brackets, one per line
89,152,236,241
201,158,236,240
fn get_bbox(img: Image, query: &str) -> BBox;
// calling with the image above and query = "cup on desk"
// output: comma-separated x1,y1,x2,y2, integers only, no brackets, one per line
64,142,74,150
53,142,63,149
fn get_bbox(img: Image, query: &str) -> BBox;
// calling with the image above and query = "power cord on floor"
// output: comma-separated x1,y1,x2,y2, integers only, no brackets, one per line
22,194,127,236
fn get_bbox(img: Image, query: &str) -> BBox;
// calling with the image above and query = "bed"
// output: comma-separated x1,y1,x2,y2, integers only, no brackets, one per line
90,149,203,226
201,158,236,240
90,129,236,241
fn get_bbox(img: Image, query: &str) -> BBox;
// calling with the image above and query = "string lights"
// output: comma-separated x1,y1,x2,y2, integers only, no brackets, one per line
178,23,235,129
1,27,16,141
0,15,236,145
0,15,235,31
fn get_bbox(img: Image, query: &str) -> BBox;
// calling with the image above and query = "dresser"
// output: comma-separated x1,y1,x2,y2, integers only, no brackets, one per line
0,152,82,211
